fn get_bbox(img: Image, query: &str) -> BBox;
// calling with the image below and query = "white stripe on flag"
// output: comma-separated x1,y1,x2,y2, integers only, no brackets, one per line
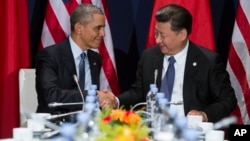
241,0,250,22
49,0,71,35
227,0,250,124
91,0,117,69
227,63,250,124
232,23,250,85
41,22,55,47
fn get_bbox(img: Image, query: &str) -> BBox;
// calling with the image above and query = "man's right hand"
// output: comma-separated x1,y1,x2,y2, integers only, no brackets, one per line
97,90,118,109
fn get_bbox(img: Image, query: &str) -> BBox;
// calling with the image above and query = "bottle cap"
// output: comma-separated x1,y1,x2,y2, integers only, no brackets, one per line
151,87,158,93
77,112,91,125
60,122,76,138
150,84,157,89
90,84,97,90
85,95,96,103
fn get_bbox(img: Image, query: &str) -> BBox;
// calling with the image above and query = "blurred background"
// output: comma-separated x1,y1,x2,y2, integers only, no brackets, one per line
28,0,238,91
0,0,244,138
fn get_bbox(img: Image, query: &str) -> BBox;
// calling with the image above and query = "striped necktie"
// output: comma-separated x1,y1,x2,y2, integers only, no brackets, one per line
79,52,86,90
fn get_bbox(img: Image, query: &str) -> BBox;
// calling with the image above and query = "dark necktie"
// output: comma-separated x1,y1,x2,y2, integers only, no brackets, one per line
160,56,176,101
79,52,86,90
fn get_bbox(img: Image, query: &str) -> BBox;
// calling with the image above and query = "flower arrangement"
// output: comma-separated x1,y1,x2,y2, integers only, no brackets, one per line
95,108,150,141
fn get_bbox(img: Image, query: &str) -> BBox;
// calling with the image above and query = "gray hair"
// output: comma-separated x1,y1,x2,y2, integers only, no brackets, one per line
70,4,104,31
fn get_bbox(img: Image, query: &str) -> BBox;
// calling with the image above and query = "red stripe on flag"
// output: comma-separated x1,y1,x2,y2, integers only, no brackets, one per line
236,5,250,52
101,0,111,22
228,44,250,115
44,3,67,43
82,0,91,4
231,105,243,124
228,0,250,124
99,41,119,95
64,0,79,14
100,0,119,95
85,0,120,95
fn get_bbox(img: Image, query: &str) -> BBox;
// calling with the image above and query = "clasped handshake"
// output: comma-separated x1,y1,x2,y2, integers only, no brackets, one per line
96,90,208,122
97,90,118,109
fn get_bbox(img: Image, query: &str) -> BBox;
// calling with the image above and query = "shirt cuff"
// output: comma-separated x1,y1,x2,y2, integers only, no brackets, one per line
115,97,120,109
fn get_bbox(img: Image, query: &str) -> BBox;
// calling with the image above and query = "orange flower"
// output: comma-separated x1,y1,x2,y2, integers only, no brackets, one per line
110,109,141,125
110,109,125,121
122,111,141,125
96,108,149,141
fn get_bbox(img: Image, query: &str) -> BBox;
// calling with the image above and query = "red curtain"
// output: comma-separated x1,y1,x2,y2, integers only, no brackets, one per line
0,0,30,138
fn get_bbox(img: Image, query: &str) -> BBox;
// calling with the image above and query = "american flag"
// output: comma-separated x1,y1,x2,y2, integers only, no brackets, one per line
227,0,250,124
41,0,120,95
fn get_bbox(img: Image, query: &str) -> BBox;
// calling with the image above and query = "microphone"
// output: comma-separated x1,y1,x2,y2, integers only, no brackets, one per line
154,69,158,84
47,75,85,108
73,74,84,104
213,116,237,130
46,110,82,120
131,102,147,111
131,101,183,111
168,101,183,105
48,102,84,107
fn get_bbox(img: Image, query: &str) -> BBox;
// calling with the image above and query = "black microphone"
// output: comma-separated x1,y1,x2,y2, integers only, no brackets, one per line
73,74,84,102
154,69,158,84
47,75,85,108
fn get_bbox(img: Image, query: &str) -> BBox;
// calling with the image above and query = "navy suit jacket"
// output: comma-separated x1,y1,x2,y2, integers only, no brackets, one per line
118,41,237,122
35,38,101,114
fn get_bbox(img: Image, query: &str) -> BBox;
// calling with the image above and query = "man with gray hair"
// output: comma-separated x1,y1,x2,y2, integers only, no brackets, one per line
36,4,104,114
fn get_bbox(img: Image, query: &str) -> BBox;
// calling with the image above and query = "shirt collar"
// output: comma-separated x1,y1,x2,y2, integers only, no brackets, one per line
164,40,189,64
69,36,87,59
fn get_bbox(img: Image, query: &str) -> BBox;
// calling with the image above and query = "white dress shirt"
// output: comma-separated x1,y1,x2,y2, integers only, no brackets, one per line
161,40,189,117
69,36,92,90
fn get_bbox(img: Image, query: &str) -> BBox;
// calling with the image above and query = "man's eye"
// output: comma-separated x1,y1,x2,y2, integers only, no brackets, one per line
94,26,102,31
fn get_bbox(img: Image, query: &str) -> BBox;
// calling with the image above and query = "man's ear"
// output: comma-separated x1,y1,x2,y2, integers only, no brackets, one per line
179,28,188,41
74,22,83,34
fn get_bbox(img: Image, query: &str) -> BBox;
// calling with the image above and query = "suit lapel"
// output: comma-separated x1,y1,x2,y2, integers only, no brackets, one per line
183,42,200,114
153,46,165,88
87,50,100,86
61,38,77,76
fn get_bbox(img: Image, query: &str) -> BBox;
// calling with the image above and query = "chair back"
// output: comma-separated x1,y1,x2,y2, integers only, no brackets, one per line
19,68,37,126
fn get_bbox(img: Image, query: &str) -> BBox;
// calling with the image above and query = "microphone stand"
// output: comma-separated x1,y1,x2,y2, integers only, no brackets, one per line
48,102,84,107
46,110,82,120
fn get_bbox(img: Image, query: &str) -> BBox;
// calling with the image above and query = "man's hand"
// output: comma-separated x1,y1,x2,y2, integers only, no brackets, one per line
187,110,208,122
97,90,118,109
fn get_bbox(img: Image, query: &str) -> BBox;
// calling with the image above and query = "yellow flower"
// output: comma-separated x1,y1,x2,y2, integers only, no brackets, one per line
115,128,136,141
111,109,125,121
96,108,149,141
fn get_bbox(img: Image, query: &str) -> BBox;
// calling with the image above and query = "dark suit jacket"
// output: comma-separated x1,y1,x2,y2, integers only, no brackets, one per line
35,38,101,114
118,41,237,122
